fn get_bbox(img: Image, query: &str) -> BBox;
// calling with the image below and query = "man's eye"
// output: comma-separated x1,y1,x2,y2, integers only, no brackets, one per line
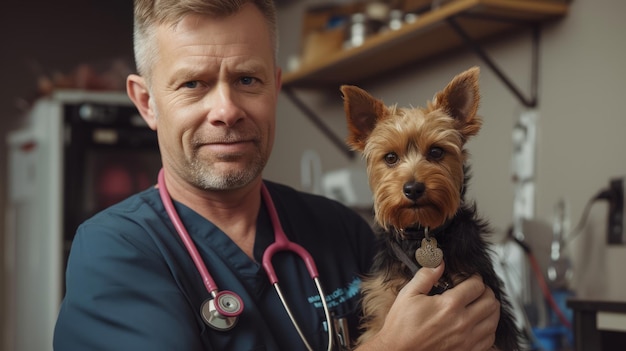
183,81,199,89
240,76,256,86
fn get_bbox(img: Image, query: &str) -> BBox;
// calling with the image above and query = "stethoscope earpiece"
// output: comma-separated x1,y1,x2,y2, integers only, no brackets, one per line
201,291,243,331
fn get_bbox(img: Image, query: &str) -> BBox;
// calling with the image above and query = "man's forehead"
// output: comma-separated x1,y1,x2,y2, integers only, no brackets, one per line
157,10,272,52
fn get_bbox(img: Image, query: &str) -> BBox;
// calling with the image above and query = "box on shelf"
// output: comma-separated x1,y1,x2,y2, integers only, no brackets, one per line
297,0,435,66
299,2,361,66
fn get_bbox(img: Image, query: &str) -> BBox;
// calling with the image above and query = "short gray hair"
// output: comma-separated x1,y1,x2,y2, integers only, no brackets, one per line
133,0,278,82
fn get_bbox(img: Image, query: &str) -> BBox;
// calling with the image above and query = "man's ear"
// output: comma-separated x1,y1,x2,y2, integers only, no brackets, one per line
126,74,157,130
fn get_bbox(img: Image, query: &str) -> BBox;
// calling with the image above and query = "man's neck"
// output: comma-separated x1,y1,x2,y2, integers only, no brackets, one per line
164,172,263,259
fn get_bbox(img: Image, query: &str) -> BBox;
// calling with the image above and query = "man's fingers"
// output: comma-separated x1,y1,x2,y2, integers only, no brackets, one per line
443,274,486,305
467,284,500,328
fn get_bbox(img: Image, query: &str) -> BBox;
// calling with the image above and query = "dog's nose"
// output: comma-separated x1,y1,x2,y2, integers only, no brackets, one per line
403,182,425,201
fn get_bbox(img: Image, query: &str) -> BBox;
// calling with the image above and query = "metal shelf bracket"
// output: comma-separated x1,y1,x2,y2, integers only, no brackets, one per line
447,16,541,108
282,14,545,157
282,87,355,160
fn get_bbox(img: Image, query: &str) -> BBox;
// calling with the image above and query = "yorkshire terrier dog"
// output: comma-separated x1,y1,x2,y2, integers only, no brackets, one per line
341,67,520,350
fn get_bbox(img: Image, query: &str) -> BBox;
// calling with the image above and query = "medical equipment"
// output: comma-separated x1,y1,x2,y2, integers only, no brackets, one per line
157,169,334,351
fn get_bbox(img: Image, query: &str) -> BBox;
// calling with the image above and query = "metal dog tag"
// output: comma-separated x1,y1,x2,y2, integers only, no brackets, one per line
415,237,443,268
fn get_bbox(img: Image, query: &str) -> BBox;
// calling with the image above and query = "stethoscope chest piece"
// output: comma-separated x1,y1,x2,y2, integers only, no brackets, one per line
201,291,243,331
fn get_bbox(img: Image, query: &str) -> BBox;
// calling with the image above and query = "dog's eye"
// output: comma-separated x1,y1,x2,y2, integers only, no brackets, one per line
428,147,445,160
384,152,399,165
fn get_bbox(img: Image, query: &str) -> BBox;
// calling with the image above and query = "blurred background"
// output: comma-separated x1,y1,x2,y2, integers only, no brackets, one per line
1,0,625,350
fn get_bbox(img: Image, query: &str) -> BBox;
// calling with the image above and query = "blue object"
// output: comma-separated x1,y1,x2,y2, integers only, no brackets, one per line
54,183,377,350
533,326,565,351
532,289,575,351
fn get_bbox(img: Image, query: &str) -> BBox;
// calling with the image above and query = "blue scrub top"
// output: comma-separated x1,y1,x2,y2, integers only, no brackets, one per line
54,181,376,351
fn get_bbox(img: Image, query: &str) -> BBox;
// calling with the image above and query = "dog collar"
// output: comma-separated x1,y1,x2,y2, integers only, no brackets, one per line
389,240,450,294
397,218,453,240
390,240,419,274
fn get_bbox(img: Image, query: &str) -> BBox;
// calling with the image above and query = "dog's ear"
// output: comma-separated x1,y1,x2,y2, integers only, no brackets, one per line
341,85,387,151
432,66,482,140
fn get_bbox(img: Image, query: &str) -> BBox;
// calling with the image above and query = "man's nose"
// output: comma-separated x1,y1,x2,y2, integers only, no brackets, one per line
206,84,244,127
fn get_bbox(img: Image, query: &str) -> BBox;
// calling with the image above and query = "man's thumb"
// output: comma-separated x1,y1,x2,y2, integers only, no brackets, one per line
403,261,446,296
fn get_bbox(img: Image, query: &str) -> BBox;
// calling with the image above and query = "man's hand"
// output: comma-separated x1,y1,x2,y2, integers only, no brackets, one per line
356,262,500,351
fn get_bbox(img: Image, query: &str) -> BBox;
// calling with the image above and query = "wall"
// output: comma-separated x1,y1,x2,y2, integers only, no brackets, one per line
1,0,625,349
267,0,626,300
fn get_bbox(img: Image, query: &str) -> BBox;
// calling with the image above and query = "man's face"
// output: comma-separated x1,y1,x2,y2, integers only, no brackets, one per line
149,4,280,191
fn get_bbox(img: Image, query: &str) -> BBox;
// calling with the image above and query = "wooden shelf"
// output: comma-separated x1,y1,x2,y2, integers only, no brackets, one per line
282,0,569,89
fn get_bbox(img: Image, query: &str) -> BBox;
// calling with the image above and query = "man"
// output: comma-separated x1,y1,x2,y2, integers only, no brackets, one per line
53,1,500,350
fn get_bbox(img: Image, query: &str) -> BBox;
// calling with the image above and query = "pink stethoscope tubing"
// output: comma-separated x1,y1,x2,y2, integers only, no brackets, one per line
157,169,333,351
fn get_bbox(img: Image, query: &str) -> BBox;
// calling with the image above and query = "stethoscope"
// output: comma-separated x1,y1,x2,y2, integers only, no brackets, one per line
157,169,334,351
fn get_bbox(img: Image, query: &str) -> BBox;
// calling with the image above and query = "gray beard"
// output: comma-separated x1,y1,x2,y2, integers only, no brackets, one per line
188,156,265,191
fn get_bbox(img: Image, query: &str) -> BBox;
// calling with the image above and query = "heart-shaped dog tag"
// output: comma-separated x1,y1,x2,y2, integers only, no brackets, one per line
415,237,443,268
